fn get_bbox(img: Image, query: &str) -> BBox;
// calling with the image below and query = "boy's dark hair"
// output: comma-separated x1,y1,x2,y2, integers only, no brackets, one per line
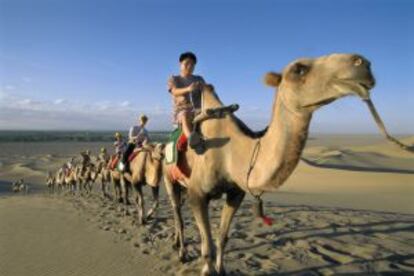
179,52,197,64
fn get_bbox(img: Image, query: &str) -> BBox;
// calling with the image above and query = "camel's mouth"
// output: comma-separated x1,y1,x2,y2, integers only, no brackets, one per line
301,78,375,109
302,97,337,108
335,78,375,100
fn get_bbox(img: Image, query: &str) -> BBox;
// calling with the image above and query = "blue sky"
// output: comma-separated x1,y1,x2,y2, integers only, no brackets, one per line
0,0,413,133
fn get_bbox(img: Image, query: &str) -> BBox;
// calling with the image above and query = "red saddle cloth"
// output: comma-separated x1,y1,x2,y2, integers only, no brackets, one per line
169,134,191,182
109,155,119,170
176,133,188,152
127,147,146,163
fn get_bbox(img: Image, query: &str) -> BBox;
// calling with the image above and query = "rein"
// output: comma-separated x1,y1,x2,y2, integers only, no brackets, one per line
364,98,413,153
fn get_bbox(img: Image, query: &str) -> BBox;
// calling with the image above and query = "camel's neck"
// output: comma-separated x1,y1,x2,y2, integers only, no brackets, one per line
248,92,312,192
195,88,312,194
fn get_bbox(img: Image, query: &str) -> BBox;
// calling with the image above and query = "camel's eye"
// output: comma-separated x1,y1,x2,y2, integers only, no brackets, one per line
292,63,309,76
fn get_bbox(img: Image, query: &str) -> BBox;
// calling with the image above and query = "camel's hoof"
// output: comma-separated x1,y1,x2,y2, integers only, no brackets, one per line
216,267,226,276
179,252,188,263
146,213,154,221
201,265,218,276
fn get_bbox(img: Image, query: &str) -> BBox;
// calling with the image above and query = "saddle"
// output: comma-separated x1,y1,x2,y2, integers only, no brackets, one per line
165,127,187,165
165,128,191,181
109,155,120,170
127,147,145,162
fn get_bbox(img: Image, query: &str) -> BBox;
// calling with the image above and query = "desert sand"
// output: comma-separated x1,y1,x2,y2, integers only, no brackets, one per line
0,135,413,275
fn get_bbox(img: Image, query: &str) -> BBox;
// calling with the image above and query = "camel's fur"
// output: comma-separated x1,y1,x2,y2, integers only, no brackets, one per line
121,143,165,224
46,171,55,194
96,158,112,198
64,167,78,194
163,53,375,274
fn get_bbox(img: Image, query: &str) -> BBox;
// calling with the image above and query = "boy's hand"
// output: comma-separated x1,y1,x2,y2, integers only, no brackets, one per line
188,81,203,92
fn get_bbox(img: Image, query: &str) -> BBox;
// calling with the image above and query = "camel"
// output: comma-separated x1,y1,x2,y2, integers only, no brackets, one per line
53,167,67,193
110,163,127,203
64,166,78,194
76,153,96,195
12,179,29,194
96,158,112,198
120,143,165,225
89,159,100,192
77,165,94,194
163,53,379,275
46,171,55,194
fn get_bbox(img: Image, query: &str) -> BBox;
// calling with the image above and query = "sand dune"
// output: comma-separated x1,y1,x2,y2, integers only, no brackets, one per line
0,196,161,276
0,136,413,275
1,192,412,275
302,135,414,173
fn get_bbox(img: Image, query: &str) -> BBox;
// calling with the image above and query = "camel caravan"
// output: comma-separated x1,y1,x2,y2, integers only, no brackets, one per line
12,178,29,194
45,52,412,275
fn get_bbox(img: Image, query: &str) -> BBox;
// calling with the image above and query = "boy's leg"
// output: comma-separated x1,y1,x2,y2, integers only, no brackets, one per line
122,143,134,164
120,143,134,172
181,112,193,138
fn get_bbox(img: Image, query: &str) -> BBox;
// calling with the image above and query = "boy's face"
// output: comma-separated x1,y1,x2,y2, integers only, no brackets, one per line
180,58,196,76
139,119,147,126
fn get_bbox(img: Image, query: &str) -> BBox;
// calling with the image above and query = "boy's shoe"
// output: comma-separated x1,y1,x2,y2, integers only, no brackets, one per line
124,162,131,173
189,132,205,153
118,161,125,172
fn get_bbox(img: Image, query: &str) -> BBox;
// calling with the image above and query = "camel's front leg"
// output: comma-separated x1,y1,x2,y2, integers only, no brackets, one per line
133,183,146,225
77,180,82,195
164,177,186,262
112,177,122,203
100,179,106,197
146,186,159,220
216,188,245,275
120,177,130,216
189,191,216,276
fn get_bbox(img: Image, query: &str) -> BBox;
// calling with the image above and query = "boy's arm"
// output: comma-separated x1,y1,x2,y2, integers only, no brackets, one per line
168,76,194,96
128,126,136,141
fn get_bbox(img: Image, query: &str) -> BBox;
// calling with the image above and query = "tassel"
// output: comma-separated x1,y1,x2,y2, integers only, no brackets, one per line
262,215,273,226
177,134,188,151
252,197,273,226
253,197,264,217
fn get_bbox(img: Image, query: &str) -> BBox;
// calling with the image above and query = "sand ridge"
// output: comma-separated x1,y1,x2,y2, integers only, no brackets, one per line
5,190,410,275
0,136,413,275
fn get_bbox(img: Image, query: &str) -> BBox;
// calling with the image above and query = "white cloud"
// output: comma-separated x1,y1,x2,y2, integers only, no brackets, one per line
4,85,16,90
120,100,131,107
54,98,67,105
0,93,172,130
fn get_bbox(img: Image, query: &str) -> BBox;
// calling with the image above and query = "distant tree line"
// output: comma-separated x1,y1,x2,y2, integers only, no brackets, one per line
0,131,170,143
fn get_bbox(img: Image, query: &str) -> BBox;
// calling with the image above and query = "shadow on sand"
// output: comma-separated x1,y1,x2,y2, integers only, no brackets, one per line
300,157,414,174
0,180,13,195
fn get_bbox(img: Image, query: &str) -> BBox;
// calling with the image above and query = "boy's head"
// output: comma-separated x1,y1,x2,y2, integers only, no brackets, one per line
179,52,197,76
139,114,148,125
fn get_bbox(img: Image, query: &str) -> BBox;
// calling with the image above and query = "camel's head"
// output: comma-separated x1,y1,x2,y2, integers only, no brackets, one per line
151,143,165,161
265,53,375,112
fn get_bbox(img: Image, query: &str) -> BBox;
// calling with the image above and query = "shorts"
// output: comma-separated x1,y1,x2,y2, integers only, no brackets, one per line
173,107,194,124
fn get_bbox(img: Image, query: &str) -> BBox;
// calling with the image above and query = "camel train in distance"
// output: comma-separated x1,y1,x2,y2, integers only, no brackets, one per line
46,53,412,275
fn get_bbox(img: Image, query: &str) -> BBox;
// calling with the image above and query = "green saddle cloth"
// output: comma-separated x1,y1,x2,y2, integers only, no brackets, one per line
165,127,182,165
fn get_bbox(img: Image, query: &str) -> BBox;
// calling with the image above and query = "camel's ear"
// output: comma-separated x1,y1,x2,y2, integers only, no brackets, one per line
264,72,282,87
